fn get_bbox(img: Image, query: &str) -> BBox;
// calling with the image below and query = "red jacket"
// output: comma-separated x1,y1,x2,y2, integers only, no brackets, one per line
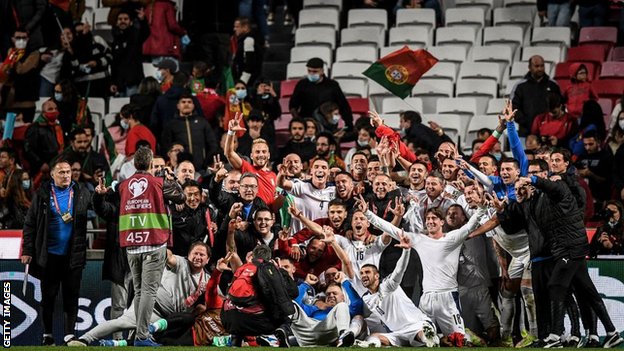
125,124,156,156
142,0,186,59
563,63,598,119
531,112,577,143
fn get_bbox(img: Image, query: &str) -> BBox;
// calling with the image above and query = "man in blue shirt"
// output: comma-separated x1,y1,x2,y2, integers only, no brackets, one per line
21,159,91,346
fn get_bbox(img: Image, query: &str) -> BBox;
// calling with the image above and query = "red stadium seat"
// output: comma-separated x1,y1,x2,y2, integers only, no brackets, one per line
554,62,597,81
275,114,292,131
556,79,571,93
280,79,299,98
579,27,617,52
600,62,624,80
609,47,624,62
279,97,290,114
598,98,613,127
567,45,608,65
592,80,624,106
347,97,369,117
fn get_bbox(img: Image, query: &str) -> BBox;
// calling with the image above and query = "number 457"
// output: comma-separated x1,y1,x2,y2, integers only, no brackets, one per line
126,231,150,244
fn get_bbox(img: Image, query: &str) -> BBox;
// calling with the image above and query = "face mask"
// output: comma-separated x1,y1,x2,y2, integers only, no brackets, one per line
155,70,163,82
43,111,59,122
307,74,320,83
400,127,407,136
492,153,502,161
619,120,624,130
120,119,130,130
235,89,247,100
54,92,63,102
331,114,340,125
14,39,27,50
261,93,270,100
22,180,31,190
357,139,369,147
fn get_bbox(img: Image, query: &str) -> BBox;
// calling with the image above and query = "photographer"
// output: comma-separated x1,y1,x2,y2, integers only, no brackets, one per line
591,201,624,256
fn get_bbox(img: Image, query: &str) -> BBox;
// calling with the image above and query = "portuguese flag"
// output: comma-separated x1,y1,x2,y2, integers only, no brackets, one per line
363,46,438,99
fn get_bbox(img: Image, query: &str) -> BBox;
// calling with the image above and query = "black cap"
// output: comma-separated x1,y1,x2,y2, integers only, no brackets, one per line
306,57,324,69
155,59,177,73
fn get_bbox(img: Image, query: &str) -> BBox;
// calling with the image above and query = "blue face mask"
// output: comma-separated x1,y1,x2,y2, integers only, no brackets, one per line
120,119,130,130
235,89,247,100
155,70,163,82
22,180,31,190
492,153,502,161
307,74,320,83
54,92,63,102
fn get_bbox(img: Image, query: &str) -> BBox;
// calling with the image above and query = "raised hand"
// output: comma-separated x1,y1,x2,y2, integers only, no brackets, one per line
287,202,303,219
502,99,517,122
321,226,336,243
228,112,246,132
278,227,290,241
355,194,369,213
217,252,233,272
208,155,224,173
394,231,411,249
388,197,405,218
368,110,384,128
305,273,319,286
229,202,243,219
95,177,107,195
334,271,346,283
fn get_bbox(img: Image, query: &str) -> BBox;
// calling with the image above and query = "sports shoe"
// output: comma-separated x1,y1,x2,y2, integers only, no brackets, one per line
448,332,465,347
148,319,168,334
100,339,128,347
337,331,355,347
267,13,275,25
542,334,563,349
134,337,161,347
275,325,291,348
66,338,87,347
465,328,485,347
421,321,440,347
564,335,581,348
515,334,537,348
42,336,55,346
257,335,280,347
603,331,624,348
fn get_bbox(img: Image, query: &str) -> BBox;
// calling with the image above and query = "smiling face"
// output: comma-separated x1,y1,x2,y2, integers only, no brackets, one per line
425,211,444,236
441,158,458,181
478,156,497,176
334,173,353,199
184,185,202,209
285,153,303,176
425,175,444,198
549,152,568,174
463,184,483,208
239,175,258,202
351,211,370,241
187,244,210,270
366,161,381,183
409,163,427,188
310,159,329,188
253,210,274,236
328,204,347,229
372,174,390,199
251,142,270,168
437,142,455,161
351,154,367,176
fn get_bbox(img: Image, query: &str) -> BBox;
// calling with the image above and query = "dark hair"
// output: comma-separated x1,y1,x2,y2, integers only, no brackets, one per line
368,155,380,163
138,77,161,95
328,198,347,210
69,127,87,141
289,117,305,130
188,241,211,257
582,129,601,142
252,244,273,261
120,103,139,120
499,157,520,169
173,72,189,87
477,128,492,136
471,138,485,149
135,139,151,151
529,158,549,172
361,263,378,273
580,100,606,141
193,61,208,73
401,110,422,125
427,170,444,183
352,151,369,161
425,207,445,220
414,147,429,156
317,132,337,148
51,158,71,171
479,154,499,168
235,17,251,27
551,147,571,164
253,207,273,219
334,171,353,181
319,101,339,117
57,79,79,104
182,179,202,191
134,146,153,171
409,160,429,172
547,92,562,111
0,147,16,161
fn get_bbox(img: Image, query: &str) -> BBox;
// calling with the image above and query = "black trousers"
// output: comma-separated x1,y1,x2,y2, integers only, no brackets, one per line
221,308,277,337
40,254,83,336
531,259,554,340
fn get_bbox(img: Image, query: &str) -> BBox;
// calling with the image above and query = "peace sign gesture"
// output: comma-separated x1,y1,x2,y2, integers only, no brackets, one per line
228,112,246,133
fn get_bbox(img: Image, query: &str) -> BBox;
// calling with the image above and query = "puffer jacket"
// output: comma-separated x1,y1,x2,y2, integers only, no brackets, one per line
160,112,218,170
510,72,561,136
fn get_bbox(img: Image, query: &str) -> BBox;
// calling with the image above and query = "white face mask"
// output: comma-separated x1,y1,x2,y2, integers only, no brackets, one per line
357,139,369,147
15,39,27,49
331,114,340,125
120,119,130,130
155,70,163,82
619,120,624,130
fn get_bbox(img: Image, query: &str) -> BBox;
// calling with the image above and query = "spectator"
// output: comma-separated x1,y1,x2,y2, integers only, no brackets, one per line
344,124,377,171
102,0,150,26
537,0,572,27
166,143,185,170
170,180,216,256
250,78,281,142
191,61,225,125
0,166,30,229
122,103,156,156
0,0,46,53
239,0,269,46
154,58,177,93
142,0,188,64
237,110,277,162
130,76,160,126
225,205,279,260
289,58,354,134
577,130,613,212
569,100,607,158
591,201,624,256
39,28,72,98
21,159,91,346
511,55,561,136
53,79,85,137
175,160,195,185
223,80,253,139
607,110,624,155
577,0,609,28
562,63,597,119
310,132,346,171
279,118,317,162
399,111,447,159
314,101,349,141
60,22,112,98
1,29,40,123
24,99,64,177
305,118,320,142
110,8,150,97
531,92,577,147
231,17,262,86
161,93,217,170
104,112,129,157
57,127,110,185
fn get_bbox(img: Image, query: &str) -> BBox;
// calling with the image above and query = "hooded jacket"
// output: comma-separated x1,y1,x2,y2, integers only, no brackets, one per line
563,63,598,119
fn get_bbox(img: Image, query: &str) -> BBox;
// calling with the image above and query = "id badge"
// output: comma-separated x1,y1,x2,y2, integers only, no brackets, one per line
61,212,73,223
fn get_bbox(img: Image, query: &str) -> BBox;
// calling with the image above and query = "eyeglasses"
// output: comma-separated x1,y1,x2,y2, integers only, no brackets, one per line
240,184,258,190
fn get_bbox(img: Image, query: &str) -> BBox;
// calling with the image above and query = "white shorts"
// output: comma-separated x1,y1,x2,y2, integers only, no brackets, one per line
419,290,465,336
378,326,424,347
508,253,530,279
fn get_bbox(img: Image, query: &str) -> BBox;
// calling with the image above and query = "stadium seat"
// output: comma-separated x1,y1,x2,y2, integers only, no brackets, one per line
521,46,563,65
85,0,98,9
298,8,340,29
456,78,498,114
279,97,290,113
35,97,48,115
492,7,533,30
466,115,498,145
610,47,624,62
486,98,507,115
280,79,299,98
275,114,292,131
422,113,467,146
436,97,478,118
599,62,624,80
384,114,402,129
412,80,455,114
420,62,458,83
348,9,388,30
459,62,501,83
368,79,393,111
504,0,536,7
455,0,494,20
335,46,378,63
82,8,94,25
335,79,368,98
340,27,385,48
88,97,106,135
142,62,157,79
579,27,617,50
303,0,342,10
379,46,412,58
566,45,607,65
290,46,332,65
592,80,624,106
331,62,369,81
288,62,328,79
382,97,424,114
554,62,597,81
388,26,431,48
445,7,486,32
598,98,614,127
427,46,468,67
395,8,436,29
435,27,478,51
482,26,524,55
508,61,552,80
93,8,111,30
295,27,336,48
109,97,129,115
347,97,370,116
470,45,514,67
530,27,571,48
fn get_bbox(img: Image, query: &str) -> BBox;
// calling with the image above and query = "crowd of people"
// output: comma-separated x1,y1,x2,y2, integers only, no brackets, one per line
3,0,624,348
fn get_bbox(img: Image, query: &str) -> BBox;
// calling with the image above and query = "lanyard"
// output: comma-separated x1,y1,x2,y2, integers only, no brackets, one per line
51,186,73,215
205,209,214,247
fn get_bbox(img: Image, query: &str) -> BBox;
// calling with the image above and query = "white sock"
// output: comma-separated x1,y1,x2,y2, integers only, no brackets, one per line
64,334,75,343
365,336,382,347
349,318,364,337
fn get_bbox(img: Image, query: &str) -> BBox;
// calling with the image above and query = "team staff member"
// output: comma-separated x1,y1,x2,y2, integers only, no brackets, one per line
21,159,91,346
117,146,185,346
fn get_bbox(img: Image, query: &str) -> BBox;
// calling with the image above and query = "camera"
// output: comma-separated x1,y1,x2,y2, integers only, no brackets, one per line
155,168,173,178
596,208,614,221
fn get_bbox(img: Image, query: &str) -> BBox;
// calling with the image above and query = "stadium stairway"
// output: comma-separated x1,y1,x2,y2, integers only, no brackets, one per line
263,6,294,88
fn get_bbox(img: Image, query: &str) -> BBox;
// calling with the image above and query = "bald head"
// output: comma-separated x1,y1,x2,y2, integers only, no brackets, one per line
529,55,545,81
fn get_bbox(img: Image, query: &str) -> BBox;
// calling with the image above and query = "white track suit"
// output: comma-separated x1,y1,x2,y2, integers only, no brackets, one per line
365,209,485,336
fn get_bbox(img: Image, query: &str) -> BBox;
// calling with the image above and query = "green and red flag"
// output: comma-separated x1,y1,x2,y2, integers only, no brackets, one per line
363,46,438,99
